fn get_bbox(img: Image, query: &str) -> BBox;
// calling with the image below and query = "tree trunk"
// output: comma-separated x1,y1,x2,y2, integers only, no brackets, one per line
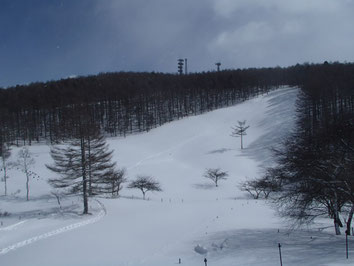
87,136,92,196
346,204,354,236
334,216,342,235
3,159,7,196
26,171,29,201
81,137,88,214
333,192,341,235
4,173,7,196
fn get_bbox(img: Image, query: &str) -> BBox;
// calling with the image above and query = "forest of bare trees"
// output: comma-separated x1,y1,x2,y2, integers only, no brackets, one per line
253,63,354,235
0,67,288,146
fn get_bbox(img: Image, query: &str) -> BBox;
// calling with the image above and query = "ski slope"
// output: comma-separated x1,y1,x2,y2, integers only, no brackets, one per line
1,86,353,266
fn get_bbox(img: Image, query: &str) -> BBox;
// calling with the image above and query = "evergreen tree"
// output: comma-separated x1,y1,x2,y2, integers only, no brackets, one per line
46,132,119,214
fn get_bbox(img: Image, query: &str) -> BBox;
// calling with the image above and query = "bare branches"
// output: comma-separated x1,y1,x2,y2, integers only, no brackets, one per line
231,120,250,149
240,175,279,199
203,168,228,187
14,147,38,201
127,175,162,200
0,143,11,196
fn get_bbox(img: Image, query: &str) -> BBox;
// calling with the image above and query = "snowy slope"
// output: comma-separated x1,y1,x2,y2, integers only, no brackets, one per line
1,86,353,266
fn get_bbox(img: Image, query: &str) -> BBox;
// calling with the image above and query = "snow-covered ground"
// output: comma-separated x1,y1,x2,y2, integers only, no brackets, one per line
1,86,353,266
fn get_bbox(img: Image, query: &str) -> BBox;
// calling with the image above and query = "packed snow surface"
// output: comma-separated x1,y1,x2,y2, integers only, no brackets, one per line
1,87,353,265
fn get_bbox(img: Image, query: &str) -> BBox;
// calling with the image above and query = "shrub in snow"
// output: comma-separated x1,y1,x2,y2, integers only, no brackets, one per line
0,211,10,217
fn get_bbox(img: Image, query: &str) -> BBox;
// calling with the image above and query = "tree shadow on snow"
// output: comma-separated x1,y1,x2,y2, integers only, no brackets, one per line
197,228,350,266
242,87,299,168
193,183,216,190
0,194,85,220
206,148,234,155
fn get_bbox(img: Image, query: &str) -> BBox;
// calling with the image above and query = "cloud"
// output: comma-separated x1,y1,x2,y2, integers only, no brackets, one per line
2,0,354,86
212,0,343,18
212,22,275,49
207,0,354,68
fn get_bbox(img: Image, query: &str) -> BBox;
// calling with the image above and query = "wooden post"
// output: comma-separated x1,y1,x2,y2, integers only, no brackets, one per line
278,243,283,266
346,230,349,259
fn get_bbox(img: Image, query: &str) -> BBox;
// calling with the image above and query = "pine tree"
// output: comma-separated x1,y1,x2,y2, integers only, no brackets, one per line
46,132,119,214
86,133,117,196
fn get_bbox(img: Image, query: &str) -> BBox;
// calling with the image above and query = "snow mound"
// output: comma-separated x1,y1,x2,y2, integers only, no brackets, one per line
194,244,208,255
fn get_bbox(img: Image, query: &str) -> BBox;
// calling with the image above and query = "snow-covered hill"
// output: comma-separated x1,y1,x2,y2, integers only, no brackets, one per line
1,87,352,266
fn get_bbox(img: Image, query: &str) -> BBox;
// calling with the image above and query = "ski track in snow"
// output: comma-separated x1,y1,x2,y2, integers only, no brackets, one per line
0,200,106,256
0,220,28,232
127,134,202,171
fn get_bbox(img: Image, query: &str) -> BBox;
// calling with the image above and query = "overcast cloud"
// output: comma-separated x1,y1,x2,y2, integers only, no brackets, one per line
1,0,354,87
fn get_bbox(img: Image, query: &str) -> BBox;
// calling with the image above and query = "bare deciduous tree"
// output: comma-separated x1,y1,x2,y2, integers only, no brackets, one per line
14,147,38,201
239,176,279,199
203,168,228,187
0,143,11,196
127,175,162,200
239,179,262,199
104,168,126,197
231,120,250,149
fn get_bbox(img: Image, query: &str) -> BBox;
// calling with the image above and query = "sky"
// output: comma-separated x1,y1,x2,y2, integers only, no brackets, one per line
1,0,354,87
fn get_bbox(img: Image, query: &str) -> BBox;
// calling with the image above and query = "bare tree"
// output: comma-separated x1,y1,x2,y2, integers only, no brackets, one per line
239,176,279,199
0,143,11,196
203,168,228,187
231,120,250,149
51,191,62,210
239,179,262,199
100,168,126,197
14,147,38,201
265,136,354,235
128,175,162,200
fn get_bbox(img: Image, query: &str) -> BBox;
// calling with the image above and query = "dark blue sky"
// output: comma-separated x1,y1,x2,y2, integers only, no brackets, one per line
2,0,354,87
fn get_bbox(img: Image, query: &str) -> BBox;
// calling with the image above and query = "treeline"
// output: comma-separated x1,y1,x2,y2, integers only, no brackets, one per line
0,62,353,150
0,67,288,145
256,62,354,235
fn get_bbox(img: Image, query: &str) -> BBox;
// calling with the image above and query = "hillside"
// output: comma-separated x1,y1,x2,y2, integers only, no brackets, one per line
1,87,353,266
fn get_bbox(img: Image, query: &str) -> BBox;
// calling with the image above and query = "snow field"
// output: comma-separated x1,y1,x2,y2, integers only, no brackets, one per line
2,86,352,265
